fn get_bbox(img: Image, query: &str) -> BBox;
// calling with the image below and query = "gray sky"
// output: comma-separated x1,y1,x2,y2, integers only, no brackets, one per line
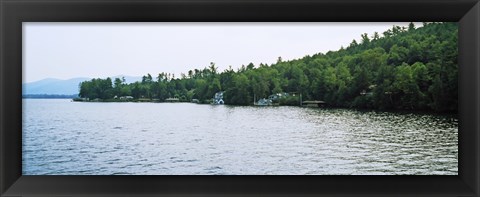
23,22,421,83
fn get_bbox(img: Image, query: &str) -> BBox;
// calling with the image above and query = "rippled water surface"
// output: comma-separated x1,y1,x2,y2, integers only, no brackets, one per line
23,99,458,175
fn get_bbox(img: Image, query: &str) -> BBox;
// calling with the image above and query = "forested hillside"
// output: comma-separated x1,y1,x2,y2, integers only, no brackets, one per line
78,22,458,112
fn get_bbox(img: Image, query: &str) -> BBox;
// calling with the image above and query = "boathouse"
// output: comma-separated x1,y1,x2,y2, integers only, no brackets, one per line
302,100,326,107
165,97,180,102
212,92,224,104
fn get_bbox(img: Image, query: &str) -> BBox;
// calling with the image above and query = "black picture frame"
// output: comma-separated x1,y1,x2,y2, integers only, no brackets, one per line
1,0,479,196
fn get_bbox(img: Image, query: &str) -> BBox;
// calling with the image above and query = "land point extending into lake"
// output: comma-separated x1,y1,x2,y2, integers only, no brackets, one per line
73,91,327,108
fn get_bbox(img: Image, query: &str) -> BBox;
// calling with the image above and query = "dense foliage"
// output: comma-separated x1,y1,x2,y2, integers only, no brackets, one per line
78,22,458,112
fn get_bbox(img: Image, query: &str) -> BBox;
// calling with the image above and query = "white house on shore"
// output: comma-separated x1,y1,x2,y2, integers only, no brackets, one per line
119,96,134,100
212,91,224,105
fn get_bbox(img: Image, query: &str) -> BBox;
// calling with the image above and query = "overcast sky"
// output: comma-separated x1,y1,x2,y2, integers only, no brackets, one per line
23,22,421,83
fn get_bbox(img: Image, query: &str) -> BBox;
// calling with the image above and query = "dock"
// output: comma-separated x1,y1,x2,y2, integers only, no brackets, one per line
302,100,326,107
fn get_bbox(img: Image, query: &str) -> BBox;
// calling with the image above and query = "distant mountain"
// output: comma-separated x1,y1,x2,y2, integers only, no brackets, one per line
23,75,142,95
23,77,89,95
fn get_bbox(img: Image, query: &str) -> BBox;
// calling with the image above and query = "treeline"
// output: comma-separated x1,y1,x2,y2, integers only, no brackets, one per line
78,22,457,112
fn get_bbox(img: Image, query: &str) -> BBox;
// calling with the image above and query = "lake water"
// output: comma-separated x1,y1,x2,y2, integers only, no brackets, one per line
22,99,458,175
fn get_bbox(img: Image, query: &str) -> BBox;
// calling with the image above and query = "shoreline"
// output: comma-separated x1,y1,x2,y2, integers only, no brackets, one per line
67,99,458,116
21,98,457,116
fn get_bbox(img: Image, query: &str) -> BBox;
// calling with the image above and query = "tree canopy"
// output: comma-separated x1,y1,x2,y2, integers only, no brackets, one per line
78,22,458,112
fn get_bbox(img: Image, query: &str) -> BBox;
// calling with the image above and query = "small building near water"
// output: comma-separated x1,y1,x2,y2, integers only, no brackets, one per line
166,97,180,102
212,92,224,105
268,92,289,101
255,98,273,106
302,100,327,108
119,96,134,100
